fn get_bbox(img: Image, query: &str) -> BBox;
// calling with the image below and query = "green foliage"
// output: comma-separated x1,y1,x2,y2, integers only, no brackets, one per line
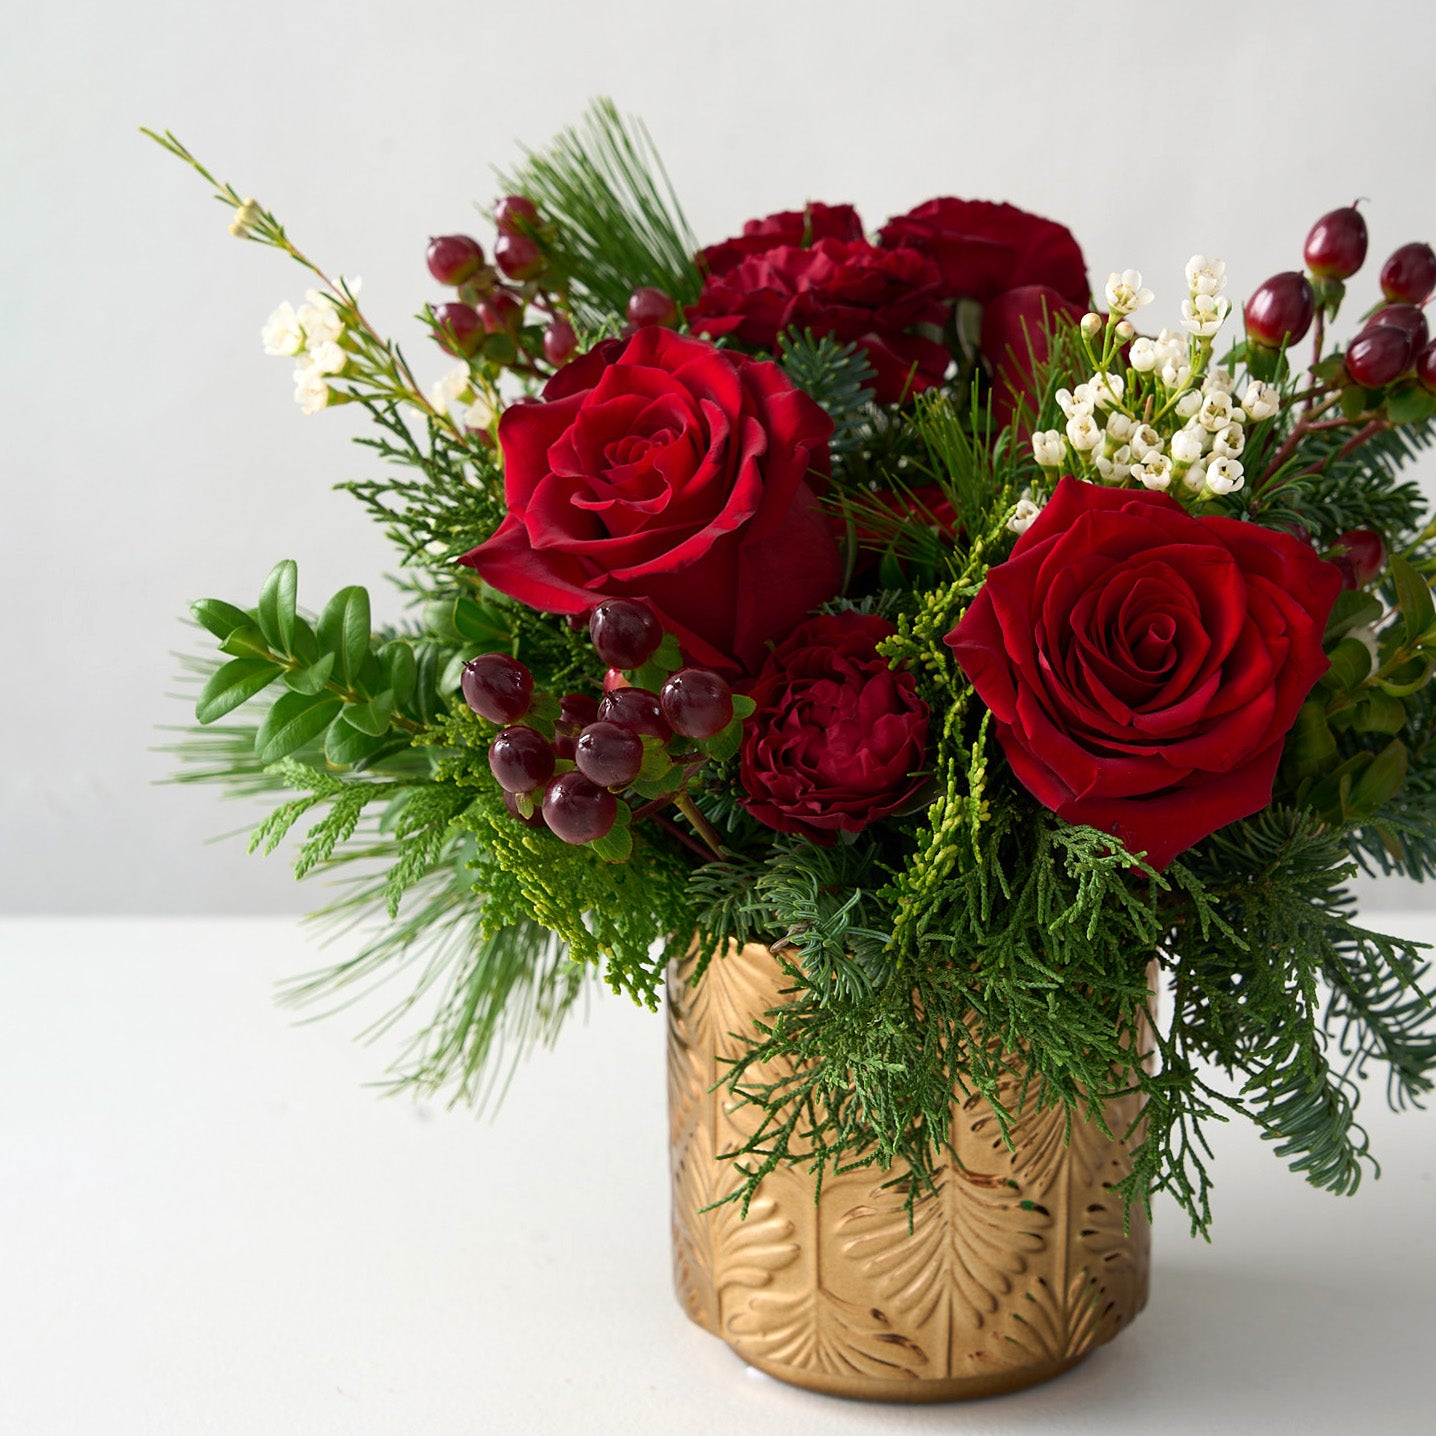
500,98,701,329
777,330,876,463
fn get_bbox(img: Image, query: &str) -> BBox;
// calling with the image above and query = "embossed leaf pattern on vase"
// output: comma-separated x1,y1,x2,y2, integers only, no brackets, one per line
668,942,1152,1401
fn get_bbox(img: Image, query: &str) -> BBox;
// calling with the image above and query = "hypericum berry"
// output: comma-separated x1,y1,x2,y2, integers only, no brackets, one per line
426,234,484,286
479,292,524,335
558,692,600,731
542,772,618,845
1380,242,1436,305
574,721,644,789
493,195,540,237
626,287,680,328
432,302,484,357
660,668,734,740
1244,272,1316,348
589,599,662,669
1416,340,1436,394
494,232,544,281
543,318,578,366
461,653,533,723
1303,206,1368,280
502,789,546,829
597,686,671,740
488,725,556,795
1365,303,1430,353
603,667,631,694
1345,326,1414,388
1331,529,1387,589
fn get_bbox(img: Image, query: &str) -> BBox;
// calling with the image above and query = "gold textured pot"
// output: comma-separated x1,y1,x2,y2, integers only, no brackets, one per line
667,941,1150,1402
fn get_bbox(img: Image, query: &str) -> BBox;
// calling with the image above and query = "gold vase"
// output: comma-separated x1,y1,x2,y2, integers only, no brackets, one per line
667,941,1150,1402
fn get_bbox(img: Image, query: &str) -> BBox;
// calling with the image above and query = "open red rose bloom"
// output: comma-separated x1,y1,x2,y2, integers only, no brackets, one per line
945,478,1344,869
459,326,841,675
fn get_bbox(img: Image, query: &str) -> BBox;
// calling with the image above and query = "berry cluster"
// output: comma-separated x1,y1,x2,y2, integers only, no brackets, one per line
424,195,577,379
459,600,743,854
1244,204,1436,393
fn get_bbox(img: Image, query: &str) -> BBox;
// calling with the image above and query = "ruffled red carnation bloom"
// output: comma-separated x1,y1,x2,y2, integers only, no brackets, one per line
740,612,930,839
699,202,864,279
687,237,950,405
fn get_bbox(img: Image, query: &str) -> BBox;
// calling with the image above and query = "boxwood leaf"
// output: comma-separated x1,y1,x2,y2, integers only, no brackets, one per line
324,714,386,768
191,598,254,641
1391,553,1435,647
317,586,371,687
256,559,298,654
282,651,336,696
196,658,280,723
255,692,343,764
218,624,275,660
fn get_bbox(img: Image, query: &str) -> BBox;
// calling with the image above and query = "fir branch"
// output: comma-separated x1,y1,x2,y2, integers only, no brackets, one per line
500,99,701,328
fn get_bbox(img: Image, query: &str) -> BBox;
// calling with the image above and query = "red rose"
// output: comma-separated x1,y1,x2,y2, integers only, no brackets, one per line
459,327,841,675
878,197,1089,306
740,612,930,839
944,477,1342,869
980,284,1086,433
699,202,864,279
687,237,950,405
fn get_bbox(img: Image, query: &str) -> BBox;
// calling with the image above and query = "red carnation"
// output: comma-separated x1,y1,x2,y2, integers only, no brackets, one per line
699,202,865,279
740,612,930,839
945,477,1342,869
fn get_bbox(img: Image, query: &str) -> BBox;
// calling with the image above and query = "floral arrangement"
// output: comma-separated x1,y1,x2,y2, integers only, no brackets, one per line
151,103,1436,1236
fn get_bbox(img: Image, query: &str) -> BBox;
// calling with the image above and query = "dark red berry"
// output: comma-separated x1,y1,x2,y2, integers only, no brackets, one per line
543,318,578,366
574,721,644,788
1331,529,1386,588
426,234,484,286
488,725,556,794
660,668,734,740
558,692,600,731
1244,272,1316,348
502,789,546,829
493,195,540,237
461,653,533,723
626,287,679,328
589,599,663,669
1380,243,1436,305
494,232,544,281
432,302,484,357
1364,303,1429,353
1416,340,1436,394
1345,326,1414,388
479,292,524,335
603,668,630,694
1303,206,1367,280
542,772,618,845
597,686,671,740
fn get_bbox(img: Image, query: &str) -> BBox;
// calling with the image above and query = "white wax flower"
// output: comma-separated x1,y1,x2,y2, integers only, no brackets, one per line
1105,269,1155,315
1066,414,1104,452
1175,390,1204,420
1185,255,1227,296
1114,319,1136,342
1081,312,1104,337
1008,498,1043,534
1090,370,1125,408
1161,358,1192,390
293,364,331,416
1243,381,1280,420
1032,429,1065,467
1202,368,1238,397
1212,423,1245,459
1183,458,1208,492
1198,392,1235,432
1104,412,1136,444
227,197,262,238
1057,384,1097,419
1108,444,1133,481
462,395,497,431
1181,293,1231,338
298,291,344,345
1205,457,1245,495
429,364,472,411
1130,424,1163,461
306,340,348,376
1129,337,1159,372
262,301,304,357
1155,329,1189,367
1170,428,1206,464
1135,455,1173,491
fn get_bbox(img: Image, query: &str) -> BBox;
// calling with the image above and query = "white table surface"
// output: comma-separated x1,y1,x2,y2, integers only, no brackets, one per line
2,916,1434,1436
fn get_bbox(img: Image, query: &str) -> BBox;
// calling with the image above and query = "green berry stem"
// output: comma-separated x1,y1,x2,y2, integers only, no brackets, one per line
673,790,728,860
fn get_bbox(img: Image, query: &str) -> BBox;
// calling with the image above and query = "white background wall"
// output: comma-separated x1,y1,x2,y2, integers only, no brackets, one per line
4,0,1435,914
